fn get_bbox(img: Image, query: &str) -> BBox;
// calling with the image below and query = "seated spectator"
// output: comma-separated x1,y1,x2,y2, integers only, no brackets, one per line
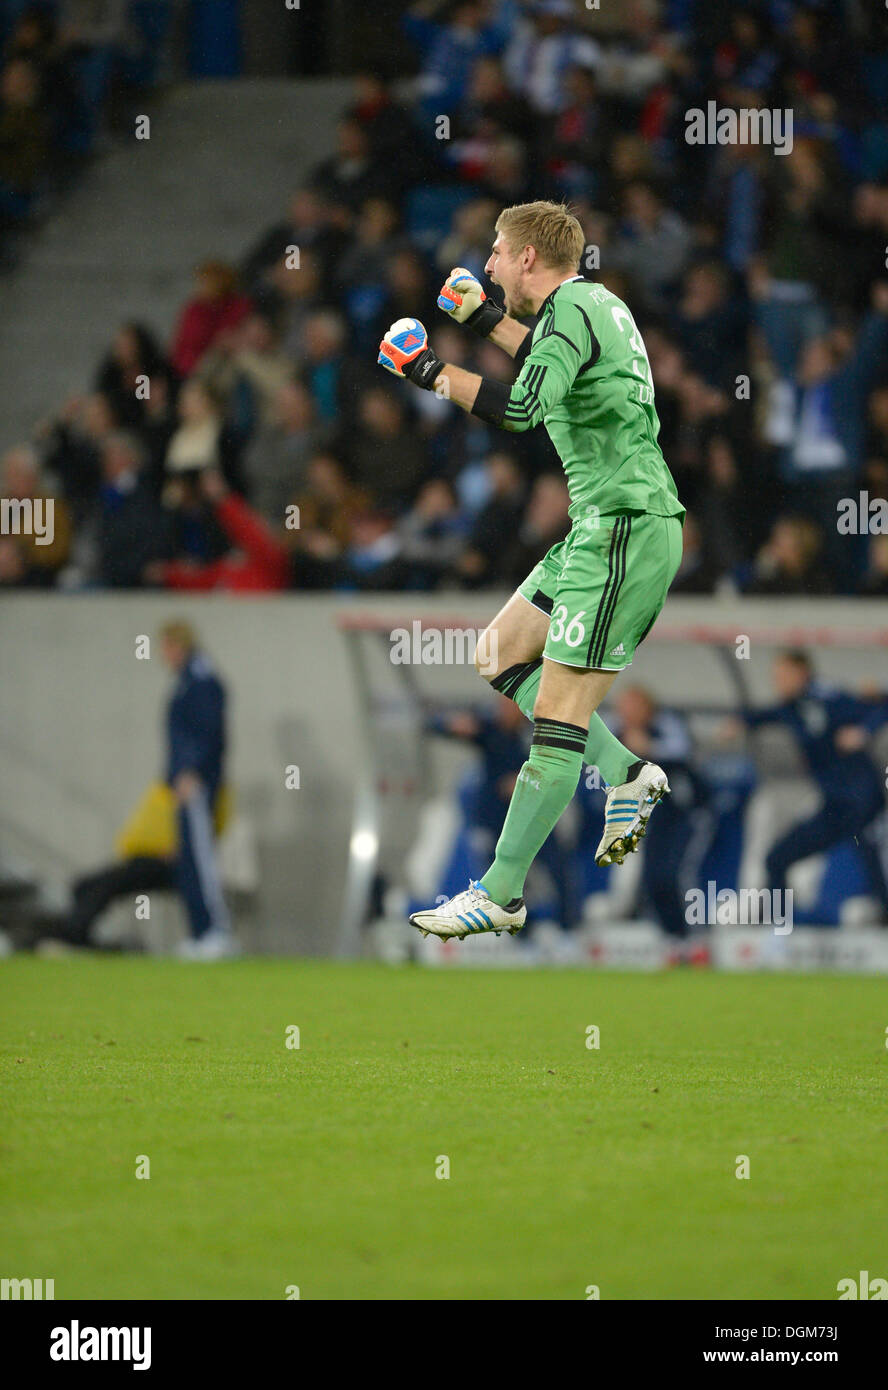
867,384,888,461
610,180,691,314
605,133,654,189
288,451,372,586
5,7,58,72
676,262,747,392
781,5,868,136
296,309,357,424
164,379,243,496
350,72,419,171
479,132,531,205
270,245,325,357
592,5,671,107
170,261,252,378
448,76,533,190
669,510,721,595
309,115,395,212
243,380,330,528
435,195,500,279
860,534,888,598
696,434,748,579
502,0,600,117
544,59,607,199
53,0,130,152
136,372,179,493
454,450,526,587
0,443,70,585
456,54,535,147
844,184,888,313
147,469,289,592
403,0,506,123
713,6,779,106
373,246,438,346
95,321,173,431
334,197,406,346
94,431,174,588
0,534,29,586
197,311,294,439
241,184,346,303
0,56,49,221
349,71,438,198
744,515,834,596
765,142,850,302
641,326,683,445
387,477,468,588
670,371,732,494
343,509,402,585
346,387,427,510
862,455,888,508
3,6,80,165
159,466,232,570
757,281,888,582
39,391,116,523
504,471,571,587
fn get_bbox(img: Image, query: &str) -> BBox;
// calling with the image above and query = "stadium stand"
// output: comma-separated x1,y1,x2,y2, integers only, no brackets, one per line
1,0,887,598
2,1,888,955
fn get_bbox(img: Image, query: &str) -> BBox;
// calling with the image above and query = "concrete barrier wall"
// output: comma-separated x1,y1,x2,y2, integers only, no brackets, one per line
1,593,885,952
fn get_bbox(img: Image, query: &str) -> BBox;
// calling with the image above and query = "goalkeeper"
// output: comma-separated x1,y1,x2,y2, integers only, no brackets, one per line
377,200,685,941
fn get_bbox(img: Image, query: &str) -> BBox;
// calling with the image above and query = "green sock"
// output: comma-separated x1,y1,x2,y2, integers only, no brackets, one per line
492,658,636,787
481,718,586,907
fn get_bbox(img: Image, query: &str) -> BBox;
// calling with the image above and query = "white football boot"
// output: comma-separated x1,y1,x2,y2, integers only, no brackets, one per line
595,762,670,866
409,880,526,941
175,929,241,960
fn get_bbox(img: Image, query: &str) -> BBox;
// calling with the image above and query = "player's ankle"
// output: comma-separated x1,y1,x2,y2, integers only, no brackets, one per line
479,879,524,912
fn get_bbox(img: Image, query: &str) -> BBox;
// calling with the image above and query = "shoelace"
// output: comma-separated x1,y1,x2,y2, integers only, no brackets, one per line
447,881,497,934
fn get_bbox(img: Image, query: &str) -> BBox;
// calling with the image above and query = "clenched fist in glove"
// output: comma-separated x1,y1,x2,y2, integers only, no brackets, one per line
377,318,444,390
437,268,504,337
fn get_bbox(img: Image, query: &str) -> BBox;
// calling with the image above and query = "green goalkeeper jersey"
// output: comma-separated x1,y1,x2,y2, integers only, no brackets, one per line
493,276,685,524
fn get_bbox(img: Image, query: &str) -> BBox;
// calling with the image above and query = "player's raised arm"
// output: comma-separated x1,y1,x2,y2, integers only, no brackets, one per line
437,267,532,361
377,293,591,425
377,316,482,411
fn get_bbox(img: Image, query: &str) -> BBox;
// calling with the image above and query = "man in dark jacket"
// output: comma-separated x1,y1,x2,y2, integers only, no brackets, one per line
96,432,173,587
741,650,888,918
161,619,236,957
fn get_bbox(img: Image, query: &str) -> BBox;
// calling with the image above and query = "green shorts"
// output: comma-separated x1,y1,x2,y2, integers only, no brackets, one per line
517,511,683,671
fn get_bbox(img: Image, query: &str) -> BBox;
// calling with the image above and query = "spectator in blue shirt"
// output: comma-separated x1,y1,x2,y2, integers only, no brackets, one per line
404,0,507,125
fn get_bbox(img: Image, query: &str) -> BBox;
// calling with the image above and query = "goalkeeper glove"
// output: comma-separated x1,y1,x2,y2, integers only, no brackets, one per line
377,318,444,390
437,267,503,337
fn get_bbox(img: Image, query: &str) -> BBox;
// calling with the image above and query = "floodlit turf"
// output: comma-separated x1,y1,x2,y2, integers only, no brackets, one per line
1,956,886,1300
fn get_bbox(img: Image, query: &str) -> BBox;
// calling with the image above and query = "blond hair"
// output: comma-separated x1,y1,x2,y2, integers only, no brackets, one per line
495,201,584,271
159,619,197,652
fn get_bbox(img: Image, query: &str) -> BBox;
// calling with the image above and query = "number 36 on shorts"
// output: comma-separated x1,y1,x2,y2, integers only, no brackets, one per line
549,605,586,648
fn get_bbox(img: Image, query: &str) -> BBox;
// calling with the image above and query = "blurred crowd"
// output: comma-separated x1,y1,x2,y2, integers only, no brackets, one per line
0,1,171,254
3,0,888,596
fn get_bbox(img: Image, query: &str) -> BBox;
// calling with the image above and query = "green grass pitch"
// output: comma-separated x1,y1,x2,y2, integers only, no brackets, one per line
2,957,886,1300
